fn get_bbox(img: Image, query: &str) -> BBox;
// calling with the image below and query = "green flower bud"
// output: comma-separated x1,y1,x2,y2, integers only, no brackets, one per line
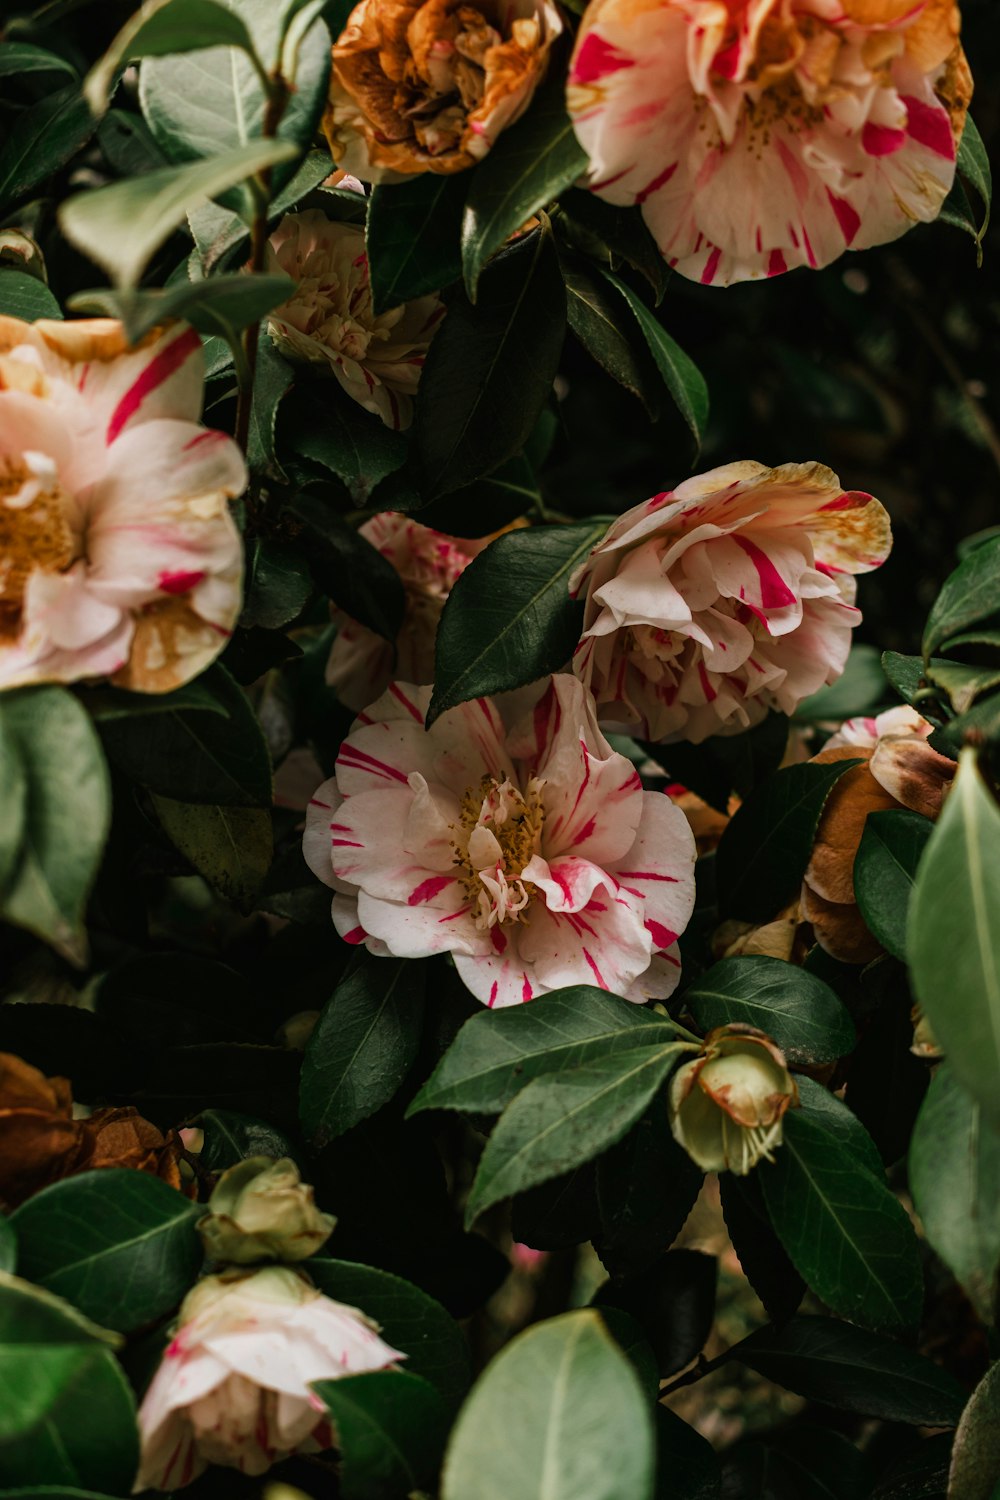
198,1157,335,1265
669,1025,798,1176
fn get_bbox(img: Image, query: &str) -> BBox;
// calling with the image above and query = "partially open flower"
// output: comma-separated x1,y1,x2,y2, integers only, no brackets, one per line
324,0,564,182
0,317,245,692
567,0,971,284
135,1265,403,1490
198,1157,335,1266
802,706,954,961
266,212,444,431
669,1025,798,1174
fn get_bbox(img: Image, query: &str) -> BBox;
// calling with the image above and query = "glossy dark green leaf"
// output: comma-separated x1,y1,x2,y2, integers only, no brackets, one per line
462,81,587,296
868,1433,952,1500
599,268,708,451
731,1315,966,1425
595,1107,704,1278
926,659,1000,716
841,967,928,1168
683,955,855,1065
69,273,293,347
428,520,604,721
719,1173,804,1324
0,1219,15,1275
300,954,426,1146
909,1062,1000,1325
796,1075,884,1178
414,226,566,498
308,1258,470,1409
853,809,932,962
556,189,669,304
562,254,663,418
247,333,295,476
0,87,96,214
881,651,946,716
10,1170,201,1334
83,676,230,722
0,270,61,321
311,1369,450,1500
97,108,170,175
240,538,313,631
759,1110,923,1333
464,1041,689,1228
594,1248,716,1378
948,1360,1000,1500
151,797,273,910
367,173,467,315
283,387,408,505
942,115,992,263
0,41,79,79
411,453,540,537
715,759,862,922
197,1108,303,1171
285,491,405,640
654,1407,721,1500
909,748,1000,1120
409,984,668,1116
441,1310,655,1500
923,536,1000,659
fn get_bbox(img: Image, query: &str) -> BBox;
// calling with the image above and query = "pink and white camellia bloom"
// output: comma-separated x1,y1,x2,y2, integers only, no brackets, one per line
326,511,478,712
565,0,972,285
135,1266,403,1490
0,317,245,693
304,673,697,1006
570,460,892,744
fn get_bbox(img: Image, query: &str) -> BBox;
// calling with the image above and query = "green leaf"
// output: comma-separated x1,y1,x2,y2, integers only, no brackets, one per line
0,1219,15,1275
410,984,668,1117
0,270,61,321
68,272,293,347
556,189,669,304
796,1075,884,1179
308,1258,470,1409
596,1109,704,1279
412,454,540,537
246,333,295,476
0,87,96,215
562,254,663,418
715,758,862,922
909,747,1000,1120
0,688,110,967
300,953,426,1147
441,1309,654,1500
0,41,79,79
853,809,932,962
97,107,170,176
759,1110,923,1333
958,115,991,244
949,1360,1000,1500
464,1041,690,1228
100,664,272,807
795,644,888,723
881,650,946,714
240,539,313,631
654,1407,721,1500
367,173,467,315
731,1315,966,1426
197,1108,303,1172
284,492,406,640
151,797,273,911
0,711,28,903
429,521,605,722
10,1170,202,1334
645,712,788,815
461,81,588,297
683,956,855,1065
720,1172,804,1324
923,536,1000,659
414,226,566,498
82,676,231,721
311,1370,450,1500
926,659,1000,715
598,268,708,452
0,1273,138,1492
283,387,408,506
58,138,298,288
909,1062,1000,1325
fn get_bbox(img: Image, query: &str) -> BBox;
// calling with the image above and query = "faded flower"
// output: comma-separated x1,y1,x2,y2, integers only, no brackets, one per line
198,1157,335,1266
324,0,564,181
571,461,892,744
669,1024,798,1174
266,211,444,431
0,317,245,693
567,0,971,284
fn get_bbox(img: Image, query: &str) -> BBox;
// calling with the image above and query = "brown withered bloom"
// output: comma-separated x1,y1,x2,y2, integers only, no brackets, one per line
324,0,564,182
801,707,954,963
80,1107,188,1195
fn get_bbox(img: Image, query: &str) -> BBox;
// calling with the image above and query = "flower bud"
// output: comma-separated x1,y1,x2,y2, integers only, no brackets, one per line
910,1006,943,1060
669,1026,798,1176
197,1157,335,1265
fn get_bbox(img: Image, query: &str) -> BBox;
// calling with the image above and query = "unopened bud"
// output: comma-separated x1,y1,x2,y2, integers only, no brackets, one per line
669,1025,798,1176
198,1157,335,1265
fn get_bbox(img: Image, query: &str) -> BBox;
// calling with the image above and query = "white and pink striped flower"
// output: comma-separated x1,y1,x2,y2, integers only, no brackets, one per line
570,460,892,744
266,211,444,431
0,317,245,694
303,674,697,1007
566,0,972,285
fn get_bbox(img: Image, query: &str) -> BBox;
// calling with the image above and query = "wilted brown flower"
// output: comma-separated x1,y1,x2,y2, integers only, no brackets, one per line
81,1106,188,1195
324,0,564,182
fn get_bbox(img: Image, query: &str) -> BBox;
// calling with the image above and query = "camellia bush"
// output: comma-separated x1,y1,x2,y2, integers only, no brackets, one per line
1,0,999,1495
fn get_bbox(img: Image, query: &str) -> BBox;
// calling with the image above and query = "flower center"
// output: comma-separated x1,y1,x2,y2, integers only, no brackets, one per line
453,774,545,930
0,453,77,640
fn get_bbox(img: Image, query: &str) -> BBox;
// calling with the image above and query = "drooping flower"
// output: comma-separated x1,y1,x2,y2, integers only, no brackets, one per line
570,460,892,744
326,511,477,711
303,674,697,1007
197,1157,336,1266
324,0,564,181
566,0,972,285
802,704,953,961
669,1024,798,1174
135,1266,402,1490
0,317,245,693
266,212,444,431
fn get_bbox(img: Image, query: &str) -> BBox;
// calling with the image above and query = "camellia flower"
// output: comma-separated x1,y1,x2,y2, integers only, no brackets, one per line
570,460,892,744
266,212,444,431
0,317,245,693
198,1157,335,1266
324,0,564,181
326,511,477,711
802,704,953,961
566,0,972,285
303,673,696,1007
669,1024,798,1174
135,1266,403,1489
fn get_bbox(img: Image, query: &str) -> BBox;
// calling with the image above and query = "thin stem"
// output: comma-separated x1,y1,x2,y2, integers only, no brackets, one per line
658,1347,731,1398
